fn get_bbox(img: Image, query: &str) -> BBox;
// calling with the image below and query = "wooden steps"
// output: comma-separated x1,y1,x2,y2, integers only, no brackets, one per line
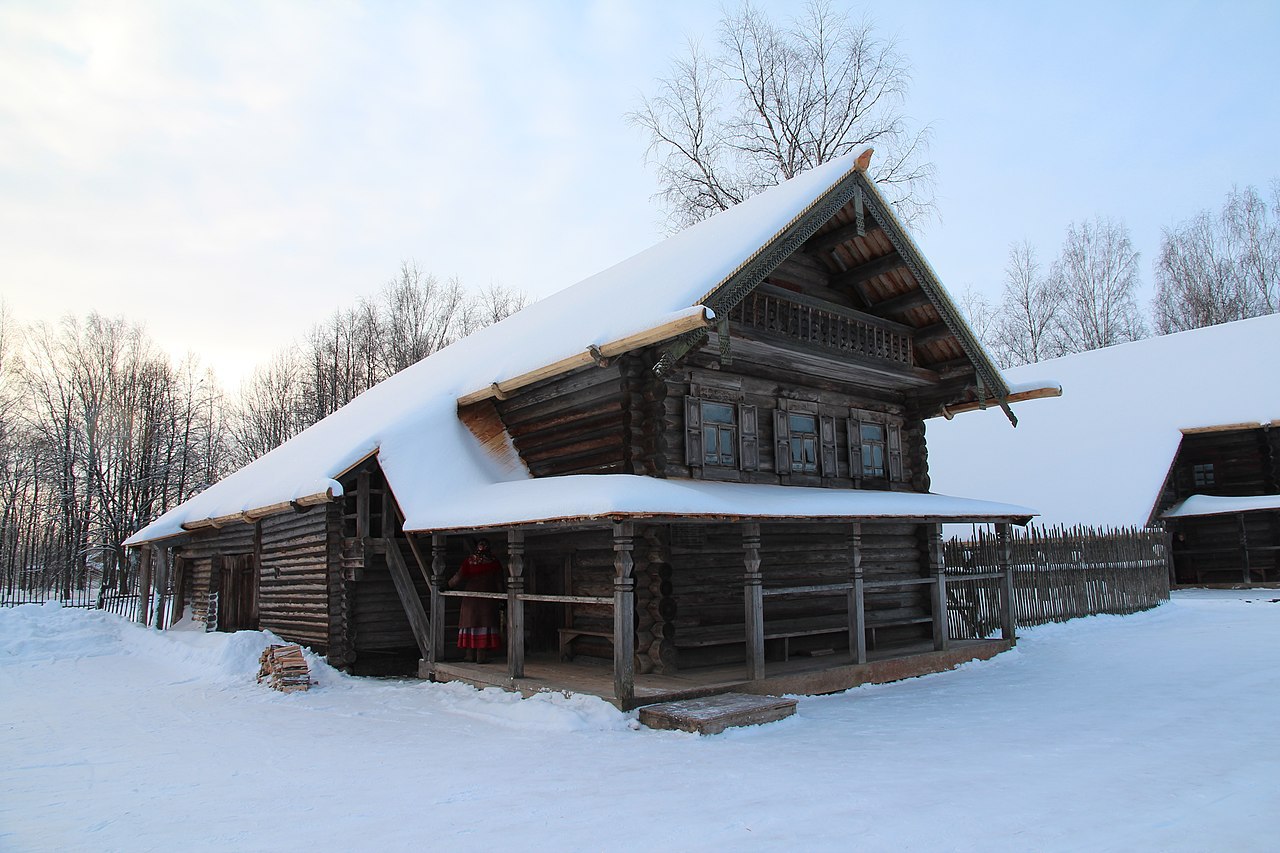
638,692,796,735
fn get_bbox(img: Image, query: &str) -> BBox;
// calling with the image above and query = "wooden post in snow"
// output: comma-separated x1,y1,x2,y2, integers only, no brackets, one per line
743,522,765,681
848,522,867,664
997,523,1016,642
151,547,170,629
507,529,526,679
612,522,636,704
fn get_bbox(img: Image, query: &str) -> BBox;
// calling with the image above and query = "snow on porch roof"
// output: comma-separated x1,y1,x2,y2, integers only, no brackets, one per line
1163,493,1280,519
127,149,887,546
400,475,1036,532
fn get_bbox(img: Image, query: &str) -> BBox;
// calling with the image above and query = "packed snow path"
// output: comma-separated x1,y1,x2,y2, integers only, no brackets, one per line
2,591,1276,851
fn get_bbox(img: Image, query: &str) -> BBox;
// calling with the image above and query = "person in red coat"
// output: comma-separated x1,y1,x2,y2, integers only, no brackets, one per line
449,538,504,663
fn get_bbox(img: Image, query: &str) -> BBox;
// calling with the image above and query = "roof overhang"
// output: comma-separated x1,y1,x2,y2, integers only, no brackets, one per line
1163,493,1280,519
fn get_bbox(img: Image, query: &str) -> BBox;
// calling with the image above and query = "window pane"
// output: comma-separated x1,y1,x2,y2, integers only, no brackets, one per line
718,426,736,466
702,402,735,424
789,413,817,434
860,423,884,442
703,426,718,464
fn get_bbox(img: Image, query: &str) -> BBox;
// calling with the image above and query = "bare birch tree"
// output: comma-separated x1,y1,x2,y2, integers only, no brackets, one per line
631,0,934,229
993,241,1065,366
1153,181,1279,333
1050,217,1147,352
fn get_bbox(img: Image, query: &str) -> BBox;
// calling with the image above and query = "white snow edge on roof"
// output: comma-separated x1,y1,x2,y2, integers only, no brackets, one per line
402,475,1037,532
1163,493,1280,519
126,151,874,546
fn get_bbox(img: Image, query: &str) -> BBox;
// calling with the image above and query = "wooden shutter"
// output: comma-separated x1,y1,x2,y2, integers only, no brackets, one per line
847,414,864,487
774,408,791,474
739,404,759,471
684,396,703,467
820,415,838,477
888,422,903,482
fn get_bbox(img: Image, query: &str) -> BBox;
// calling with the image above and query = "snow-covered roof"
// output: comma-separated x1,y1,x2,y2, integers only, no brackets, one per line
127,148,1021,546
1163,493,1280,519
927,313,1280,527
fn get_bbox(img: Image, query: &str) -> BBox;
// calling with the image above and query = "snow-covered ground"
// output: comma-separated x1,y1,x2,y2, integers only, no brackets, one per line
2,592,1276,852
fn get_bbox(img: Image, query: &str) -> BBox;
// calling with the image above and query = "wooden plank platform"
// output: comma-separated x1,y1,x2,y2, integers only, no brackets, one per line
423,638,1012,710
638,693,797,735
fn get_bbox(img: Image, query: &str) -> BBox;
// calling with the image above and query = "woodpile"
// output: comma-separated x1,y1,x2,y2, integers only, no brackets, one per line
256,643,311,693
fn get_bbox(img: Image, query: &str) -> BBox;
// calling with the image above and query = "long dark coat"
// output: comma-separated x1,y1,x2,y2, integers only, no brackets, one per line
450,554,503,628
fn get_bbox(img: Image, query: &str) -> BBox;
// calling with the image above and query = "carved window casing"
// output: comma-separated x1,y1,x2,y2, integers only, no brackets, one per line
774,399,838,477
685,391,758,471
847,409,903,488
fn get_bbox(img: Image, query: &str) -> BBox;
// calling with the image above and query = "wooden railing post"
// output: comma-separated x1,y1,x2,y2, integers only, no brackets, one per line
507,529,526,680
152,547,170,629
997,523,1016,642
612,522,636,705
848,522,867,664
429,534,447,670
743,522,765,680
927,524,949,651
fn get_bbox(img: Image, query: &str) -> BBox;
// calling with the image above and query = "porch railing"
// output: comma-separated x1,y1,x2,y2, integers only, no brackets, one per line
728,284,913,365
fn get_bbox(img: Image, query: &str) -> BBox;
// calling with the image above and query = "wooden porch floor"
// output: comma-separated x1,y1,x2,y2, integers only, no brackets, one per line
423,638,1012,710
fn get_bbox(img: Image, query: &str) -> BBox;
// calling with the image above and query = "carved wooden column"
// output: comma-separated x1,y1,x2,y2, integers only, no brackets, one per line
848,522,867,664
743,522,765,681
927,523,949,651
429,534,447,670
997,523,1016,642
613,522,637,704
1238,513,1251,585
507,529,526,679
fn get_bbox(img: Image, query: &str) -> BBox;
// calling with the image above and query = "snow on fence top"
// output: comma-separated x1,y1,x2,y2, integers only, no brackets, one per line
927,313,1280,528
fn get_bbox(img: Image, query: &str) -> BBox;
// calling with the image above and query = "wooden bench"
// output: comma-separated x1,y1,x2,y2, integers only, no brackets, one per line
678,616,848,662
558,627,613,661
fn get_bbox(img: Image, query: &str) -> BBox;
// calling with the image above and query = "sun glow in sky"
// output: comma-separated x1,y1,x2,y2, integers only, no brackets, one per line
2,0,1277,387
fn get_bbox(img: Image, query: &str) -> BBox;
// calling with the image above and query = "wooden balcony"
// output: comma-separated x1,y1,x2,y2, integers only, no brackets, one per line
728,284,914,366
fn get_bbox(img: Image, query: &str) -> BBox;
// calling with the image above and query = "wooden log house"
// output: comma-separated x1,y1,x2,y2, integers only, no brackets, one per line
1153,423,1280,586
126,148,1046,707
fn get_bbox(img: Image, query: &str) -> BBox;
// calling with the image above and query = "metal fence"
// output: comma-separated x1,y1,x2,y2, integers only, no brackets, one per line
1,574,156,625
945,524,1170,640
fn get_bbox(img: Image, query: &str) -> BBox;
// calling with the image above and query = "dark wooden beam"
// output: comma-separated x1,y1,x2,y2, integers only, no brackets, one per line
508,530,526,679
805,219,882,255
832,251,905,291
913,322,953,347
743,522,765,681
382,537,432,660
612,522,636,704
871,288,932,319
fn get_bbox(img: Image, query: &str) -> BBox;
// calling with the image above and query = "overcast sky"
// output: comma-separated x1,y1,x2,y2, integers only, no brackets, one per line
3,1,1277,387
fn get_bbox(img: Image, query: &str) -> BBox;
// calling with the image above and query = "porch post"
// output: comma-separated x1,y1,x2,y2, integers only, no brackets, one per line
612,522,636,705
848,522,867,664
507,529,526,679
1238,513,1251,585
997,523,1016,642
743,522,765,681
137,544,153,626
429,534,447,670
152,547,170,630
927,523,949,651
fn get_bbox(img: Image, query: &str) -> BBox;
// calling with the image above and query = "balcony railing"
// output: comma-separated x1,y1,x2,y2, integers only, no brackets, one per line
728,285,913,366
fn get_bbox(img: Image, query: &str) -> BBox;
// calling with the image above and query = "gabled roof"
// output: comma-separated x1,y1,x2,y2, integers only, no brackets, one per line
927,314,1280,527
127,150,1024,545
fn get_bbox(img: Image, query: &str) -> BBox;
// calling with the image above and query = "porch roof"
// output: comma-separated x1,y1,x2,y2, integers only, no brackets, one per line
1163,493,1280,519
400,474,1036,533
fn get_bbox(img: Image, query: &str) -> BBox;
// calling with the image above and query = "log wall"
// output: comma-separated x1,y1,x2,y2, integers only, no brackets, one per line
495,365,628,477
257,508,331,653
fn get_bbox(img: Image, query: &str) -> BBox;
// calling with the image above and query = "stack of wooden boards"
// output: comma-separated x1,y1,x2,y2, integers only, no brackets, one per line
256,643,311,693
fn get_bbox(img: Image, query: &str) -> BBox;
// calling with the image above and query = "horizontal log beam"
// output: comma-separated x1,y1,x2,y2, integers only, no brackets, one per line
912,323,953,347
938,384,1063,419
804,219,882,255
832,251,905,291
871,288,932,318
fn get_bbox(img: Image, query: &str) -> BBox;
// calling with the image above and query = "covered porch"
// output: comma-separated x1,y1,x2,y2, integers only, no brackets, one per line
400,499,1028,710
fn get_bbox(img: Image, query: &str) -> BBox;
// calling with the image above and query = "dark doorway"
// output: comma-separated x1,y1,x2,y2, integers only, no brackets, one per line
217,554,259,631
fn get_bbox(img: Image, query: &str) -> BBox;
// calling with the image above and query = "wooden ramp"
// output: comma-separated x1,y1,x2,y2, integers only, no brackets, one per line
639,692,797,735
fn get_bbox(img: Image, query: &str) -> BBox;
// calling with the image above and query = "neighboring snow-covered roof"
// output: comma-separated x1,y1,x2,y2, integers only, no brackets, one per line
1163,493,1280,519
130,151,888,545
928,314,1280,528
403,475,1034,532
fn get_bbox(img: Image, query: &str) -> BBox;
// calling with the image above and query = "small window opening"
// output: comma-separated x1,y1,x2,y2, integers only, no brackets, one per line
861,422,886,478
789,413,819,474
1192,463,1215,488
702,401,737,467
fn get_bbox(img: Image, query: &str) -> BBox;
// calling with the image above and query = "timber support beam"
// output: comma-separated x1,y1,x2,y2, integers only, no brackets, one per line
848,523,867,664
612,522,636,705
507,529,526,679
743,522,765,681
